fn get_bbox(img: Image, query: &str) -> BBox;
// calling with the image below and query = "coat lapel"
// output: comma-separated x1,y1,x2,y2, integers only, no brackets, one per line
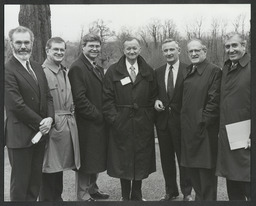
12,57,40,97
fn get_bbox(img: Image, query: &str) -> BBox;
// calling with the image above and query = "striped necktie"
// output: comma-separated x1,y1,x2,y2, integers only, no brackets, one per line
26,61,38,84
130,65,136,82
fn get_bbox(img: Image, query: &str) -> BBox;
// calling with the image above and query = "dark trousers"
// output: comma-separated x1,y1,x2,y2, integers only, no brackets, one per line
120,179,142,200
226,179,250,200
39,172,63,201
157,121,192,197
7,141,46,201
188,167,217,200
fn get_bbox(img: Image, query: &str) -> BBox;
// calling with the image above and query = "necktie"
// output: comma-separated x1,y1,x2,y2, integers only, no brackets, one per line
130,65,136,82
61,66,66,82
229,62,238,72
93,62,103,80
26,61,38,84
167,65,174,101
188,65,197,76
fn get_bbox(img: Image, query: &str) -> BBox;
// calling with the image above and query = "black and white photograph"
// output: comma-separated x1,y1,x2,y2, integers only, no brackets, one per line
2,1,254,204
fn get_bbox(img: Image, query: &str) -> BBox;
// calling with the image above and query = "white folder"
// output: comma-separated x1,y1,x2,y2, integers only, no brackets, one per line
225,119,250,150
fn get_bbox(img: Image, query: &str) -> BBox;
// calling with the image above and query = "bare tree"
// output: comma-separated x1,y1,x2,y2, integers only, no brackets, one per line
19,5,51,64
147,18,162,49
162,19,179,40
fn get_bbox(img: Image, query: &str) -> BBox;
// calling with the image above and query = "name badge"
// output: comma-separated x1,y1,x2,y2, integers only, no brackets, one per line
120,77,131,85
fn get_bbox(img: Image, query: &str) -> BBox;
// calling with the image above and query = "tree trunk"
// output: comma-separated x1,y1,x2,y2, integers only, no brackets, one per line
19,5,51,64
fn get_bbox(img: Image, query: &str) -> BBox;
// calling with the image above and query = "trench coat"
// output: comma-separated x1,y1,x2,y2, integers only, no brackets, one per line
68,53,107,174
42,59,80,173
103,55,157,180
180,59,222,169
216,53,250,182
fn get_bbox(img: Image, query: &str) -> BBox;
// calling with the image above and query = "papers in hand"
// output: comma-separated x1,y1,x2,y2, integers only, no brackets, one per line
225,120,250,150
31,131,43,144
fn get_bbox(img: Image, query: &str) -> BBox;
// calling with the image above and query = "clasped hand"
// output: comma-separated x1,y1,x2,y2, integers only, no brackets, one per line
39,117,53,135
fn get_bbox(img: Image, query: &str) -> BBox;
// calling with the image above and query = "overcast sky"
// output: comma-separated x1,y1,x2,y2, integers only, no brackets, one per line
4,4,251,42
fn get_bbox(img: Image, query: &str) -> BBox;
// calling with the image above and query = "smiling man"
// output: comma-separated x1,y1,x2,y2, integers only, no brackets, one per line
180,39,222,200
103,37,157,201
5,26,54,201
154,39,192,201
39,37,81,201
68,33,109,201
216,32,251,200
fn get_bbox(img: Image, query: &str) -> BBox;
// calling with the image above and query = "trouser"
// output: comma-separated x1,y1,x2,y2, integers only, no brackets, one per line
39,172,63,201
76,170,99,201
120,179,142,200
7,141,46,201
226,179,250,200
157,122,192,197
188,167,217,200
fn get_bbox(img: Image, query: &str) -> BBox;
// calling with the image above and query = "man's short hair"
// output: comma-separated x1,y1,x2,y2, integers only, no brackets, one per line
162,38,180,48
82,33,101,46
8,26,34,42
45,37,66,50
224,32,246,46
122,37,141,47
187,38,207,52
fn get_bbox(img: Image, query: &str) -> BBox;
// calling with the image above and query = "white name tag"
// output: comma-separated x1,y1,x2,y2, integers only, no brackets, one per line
120,77,131,85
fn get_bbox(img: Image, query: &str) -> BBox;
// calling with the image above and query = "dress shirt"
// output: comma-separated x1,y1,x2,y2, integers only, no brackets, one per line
165,60,179,91
126,59,139,76
13,54,37,80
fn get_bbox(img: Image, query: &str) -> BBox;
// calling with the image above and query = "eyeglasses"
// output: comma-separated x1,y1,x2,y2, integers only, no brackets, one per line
188,49,202,54
13,41,31,47
51,48,65,52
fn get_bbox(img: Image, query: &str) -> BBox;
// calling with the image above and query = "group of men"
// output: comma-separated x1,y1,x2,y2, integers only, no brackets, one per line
4,25,250,202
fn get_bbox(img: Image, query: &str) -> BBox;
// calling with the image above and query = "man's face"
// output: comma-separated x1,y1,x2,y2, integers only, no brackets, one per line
123,39,141,62
187,40,206,64
46,42,66,65
225,35,246,62
10,31,33,61
162,41,180,65
82,41,101,61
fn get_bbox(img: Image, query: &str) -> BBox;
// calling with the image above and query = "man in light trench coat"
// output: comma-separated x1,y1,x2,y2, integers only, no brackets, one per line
103,37,157,201
216,32,250,200
39,37,80,201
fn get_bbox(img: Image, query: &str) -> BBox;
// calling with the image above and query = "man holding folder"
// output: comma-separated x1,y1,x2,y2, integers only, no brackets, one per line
216,32,250,200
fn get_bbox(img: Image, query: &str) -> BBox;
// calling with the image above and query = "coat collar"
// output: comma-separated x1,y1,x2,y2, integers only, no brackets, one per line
42,58,64,74
224,53,250,68
114,55,152,78
186,59,208,77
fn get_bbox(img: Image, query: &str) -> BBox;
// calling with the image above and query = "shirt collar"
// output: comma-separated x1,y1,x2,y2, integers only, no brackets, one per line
84,54,95,66
43,58,63,74
167,60,179,71
13,53,29,68
126,58,138,72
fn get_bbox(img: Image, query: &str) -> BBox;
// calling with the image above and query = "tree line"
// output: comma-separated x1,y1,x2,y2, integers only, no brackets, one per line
4,5,250,70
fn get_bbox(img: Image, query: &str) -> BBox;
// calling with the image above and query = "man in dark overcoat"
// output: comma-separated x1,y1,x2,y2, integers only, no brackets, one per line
180,39,222,200
155,39,192,201
216,32,250,200
68,33,109,201
5,26,54,201
103,37,157,201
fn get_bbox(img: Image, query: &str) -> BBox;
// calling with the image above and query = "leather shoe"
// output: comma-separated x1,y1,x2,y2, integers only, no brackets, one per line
90,191,110,199
120,197,129,201
183,195,193,201
160,193,178,201
85,197,96,201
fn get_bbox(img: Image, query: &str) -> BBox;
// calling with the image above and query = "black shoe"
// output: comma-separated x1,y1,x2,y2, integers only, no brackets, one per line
85,197,96,201
183,195,193,201
160,193,178,201
90,191,110,199
120,197,129,201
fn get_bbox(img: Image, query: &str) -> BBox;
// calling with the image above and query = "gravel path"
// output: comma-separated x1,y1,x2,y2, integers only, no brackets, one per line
4,143,228,201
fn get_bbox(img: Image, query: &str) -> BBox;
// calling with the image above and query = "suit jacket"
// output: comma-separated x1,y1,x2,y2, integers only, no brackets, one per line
68,53,107,174
5,56,54,148
155,62,187,130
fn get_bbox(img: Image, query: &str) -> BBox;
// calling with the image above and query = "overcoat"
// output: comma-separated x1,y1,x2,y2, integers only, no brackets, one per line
103,55,157,180
68,53,107,174
216,53,250,182
5,56,54,148
180,59,222,169
42,59,80,173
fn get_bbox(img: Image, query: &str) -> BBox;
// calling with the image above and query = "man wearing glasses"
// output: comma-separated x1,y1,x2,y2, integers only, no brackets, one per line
180,39,222,200
5,26,54,201
39,37,81,201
